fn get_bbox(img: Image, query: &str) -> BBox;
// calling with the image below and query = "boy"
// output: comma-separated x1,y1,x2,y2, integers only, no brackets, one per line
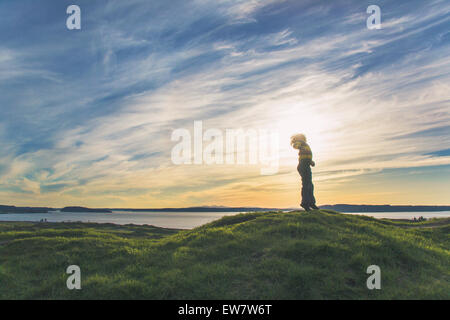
291,134,318,211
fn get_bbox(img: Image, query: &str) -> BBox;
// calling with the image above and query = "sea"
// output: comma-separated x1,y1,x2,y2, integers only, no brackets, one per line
0,210,449,229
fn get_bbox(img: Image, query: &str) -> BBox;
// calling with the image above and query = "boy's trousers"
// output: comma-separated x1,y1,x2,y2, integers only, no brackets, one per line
297,159,316,207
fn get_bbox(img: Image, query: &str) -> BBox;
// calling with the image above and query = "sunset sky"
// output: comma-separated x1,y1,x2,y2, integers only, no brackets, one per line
0,0,449,208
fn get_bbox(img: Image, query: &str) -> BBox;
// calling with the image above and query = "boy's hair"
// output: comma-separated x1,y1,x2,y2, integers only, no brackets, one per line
290,133,307,146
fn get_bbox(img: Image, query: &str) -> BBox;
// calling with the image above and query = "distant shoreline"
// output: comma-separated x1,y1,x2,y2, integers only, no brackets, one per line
0,214,449,229
319,204,450,213
1,204,450,214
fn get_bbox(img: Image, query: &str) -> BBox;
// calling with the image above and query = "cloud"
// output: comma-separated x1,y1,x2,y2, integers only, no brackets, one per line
0,0,449,206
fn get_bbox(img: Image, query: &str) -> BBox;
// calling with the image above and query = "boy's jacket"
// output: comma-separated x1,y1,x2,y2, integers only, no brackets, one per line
293,141,313,160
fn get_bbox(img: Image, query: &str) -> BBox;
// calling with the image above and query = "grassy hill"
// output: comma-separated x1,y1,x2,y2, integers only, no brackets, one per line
0,210,448,299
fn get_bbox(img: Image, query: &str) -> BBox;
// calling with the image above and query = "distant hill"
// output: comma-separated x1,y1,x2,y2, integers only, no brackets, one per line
0,205,55,214
60,206,112,213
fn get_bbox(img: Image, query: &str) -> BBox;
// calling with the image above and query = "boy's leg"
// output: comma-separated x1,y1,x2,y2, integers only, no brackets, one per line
299,161,312,209
301,185,310,211
301,162,315,207
309,180,318,209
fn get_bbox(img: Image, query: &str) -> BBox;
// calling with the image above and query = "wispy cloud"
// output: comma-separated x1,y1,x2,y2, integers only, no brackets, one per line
0,0,449,207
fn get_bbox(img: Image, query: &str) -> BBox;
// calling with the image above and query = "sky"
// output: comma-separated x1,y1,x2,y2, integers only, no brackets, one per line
0,0,449,208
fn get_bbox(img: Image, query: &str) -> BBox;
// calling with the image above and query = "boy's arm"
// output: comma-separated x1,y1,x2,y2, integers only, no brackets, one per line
292,141,302,149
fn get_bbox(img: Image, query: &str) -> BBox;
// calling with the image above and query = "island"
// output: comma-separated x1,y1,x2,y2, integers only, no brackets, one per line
0,205,54,214
60,206,112,213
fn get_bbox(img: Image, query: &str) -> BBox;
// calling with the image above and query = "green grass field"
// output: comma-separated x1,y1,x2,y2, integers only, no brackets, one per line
0,210,448,299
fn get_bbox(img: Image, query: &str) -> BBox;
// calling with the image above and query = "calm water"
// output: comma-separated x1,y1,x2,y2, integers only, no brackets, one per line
0,210,449,229
0,211,240,229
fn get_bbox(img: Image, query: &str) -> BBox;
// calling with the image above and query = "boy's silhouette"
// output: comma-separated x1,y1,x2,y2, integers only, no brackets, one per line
291,134,318,211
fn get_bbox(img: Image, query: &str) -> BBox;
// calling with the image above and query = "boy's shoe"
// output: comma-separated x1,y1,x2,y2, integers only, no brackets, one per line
310,204,319,210
301,204,311,211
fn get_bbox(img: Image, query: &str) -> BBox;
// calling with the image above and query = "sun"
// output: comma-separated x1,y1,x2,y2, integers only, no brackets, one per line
272,103,332,158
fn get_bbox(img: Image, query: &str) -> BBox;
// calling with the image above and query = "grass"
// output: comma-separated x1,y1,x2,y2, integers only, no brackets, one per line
0,210,448,299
